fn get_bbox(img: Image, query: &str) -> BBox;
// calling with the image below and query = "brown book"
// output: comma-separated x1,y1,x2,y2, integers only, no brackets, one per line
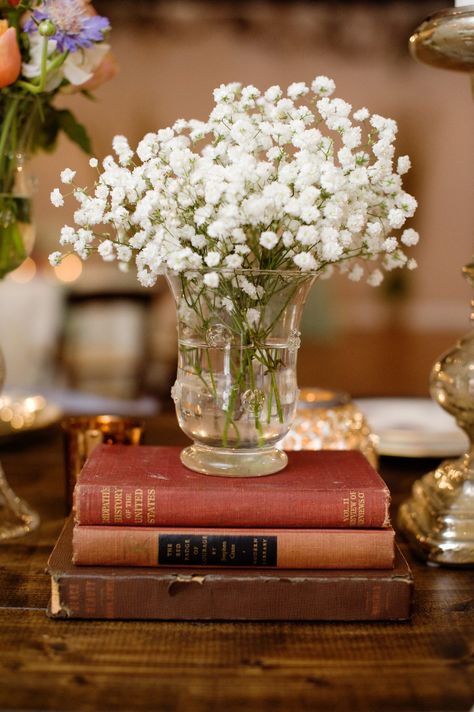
74,445,390,529
72,523,395,569
47,518,412,620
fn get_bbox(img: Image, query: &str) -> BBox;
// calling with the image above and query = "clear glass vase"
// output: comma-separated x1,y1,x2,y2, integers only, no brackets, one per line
0,347,39,540
167,269,316,476
0,152,35,278
0,151,39,539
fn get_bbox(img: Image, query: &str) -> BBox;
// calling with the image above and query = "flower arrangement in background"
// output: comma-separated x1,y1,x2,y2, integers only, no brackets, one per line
0,0,116,278
50,77,420,453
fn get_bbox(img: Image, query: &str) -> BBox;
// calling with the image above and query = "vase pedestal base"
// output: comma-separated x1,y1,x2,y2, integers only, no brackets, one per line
398,455,474,566
180,444,288,477
0,463,40,541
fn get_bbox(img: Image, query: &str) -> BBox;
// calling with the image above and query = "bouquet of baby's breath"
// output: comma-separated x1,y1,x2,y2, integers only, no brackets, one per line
50,76,420,448
50,75,419,283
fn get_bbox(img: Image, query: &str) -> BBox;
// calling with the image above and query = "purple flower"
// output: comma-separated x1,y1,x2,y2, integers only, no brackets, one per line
25,1,110,53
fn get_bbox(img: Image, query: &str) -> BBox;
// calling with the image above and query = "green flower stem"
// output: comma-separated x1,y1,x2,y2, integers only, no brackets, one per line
245,347,264,446
17,46,68,95
266,382,274,424
222,381,240,448
270,368,284,424
204,348,217,398
0,96,19,186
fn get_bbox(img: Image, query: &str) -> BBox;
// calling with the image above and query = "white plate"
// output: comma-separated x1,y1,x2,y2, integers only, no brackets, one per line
355,397,469,458
0,393,62,438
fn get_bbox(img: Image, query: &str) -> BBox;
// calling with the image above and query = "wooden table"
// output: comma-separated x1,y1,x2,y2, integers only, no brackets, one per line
0,415,473,712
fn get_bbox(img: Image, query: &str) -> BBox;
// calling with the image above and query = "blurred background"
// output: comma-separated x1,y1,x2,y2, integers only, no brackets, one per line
1,0,473,414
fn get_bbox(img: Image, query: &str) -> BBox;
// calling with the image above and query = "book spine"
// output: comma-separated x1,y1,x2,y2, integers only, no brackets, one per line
72,526,395,569
48,568,411,621
74,483,390,529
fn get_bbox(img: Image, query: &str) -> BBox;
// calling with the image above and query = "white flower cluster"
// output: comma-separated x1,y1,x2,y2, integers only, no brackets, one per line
50,76,419,287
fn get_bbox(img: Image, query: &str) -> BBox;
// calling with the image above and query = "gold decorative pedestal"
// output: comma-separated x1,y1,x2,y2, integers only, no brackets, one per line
399,263,474,565
397,6,474,566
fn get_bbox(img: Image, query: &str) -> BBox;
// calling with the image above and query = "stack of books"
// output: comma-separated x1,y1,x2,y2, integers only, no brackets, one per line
47,445,413,620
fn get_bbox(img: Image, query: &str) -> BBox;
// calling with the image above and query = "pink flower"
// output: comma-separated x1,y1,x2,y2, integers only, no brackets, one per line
0,22,21,88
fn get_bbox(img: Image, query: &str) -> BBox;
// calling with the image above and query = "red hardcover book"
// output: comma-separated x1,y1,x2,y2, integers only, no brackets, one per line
48,518,412,620
72,523,395,569
74,445,390,529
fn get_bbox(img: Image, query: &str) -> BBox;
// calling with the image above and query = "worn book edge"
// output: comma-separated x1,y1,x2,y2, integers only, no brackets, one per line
46,518,413,621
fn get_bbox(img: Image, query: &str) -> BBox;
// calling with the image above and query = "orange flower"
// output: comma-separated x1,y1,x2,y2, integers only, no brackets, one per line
0,21,21,88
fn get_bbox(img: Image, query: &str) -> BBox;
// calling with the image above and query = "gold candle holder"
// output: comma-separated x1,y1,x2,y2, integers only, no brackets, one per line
62,415,144,512
398,6,474,565
399,263,474,565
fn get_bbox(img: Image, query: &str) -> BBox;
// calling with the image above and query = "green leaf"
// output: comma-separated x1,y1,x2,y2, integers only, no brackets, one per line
57,109,93,155
36,104,61,153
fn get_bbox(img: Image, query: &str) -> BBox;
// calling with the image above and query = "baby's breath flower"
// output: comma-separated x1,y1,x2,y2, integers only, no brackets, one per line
349,264,364,282
259,231,278,250
293,252,317,271
50,188,64,207
287,82,308,100
397,155,411,175
367,269,384,287
204,251,220,267
48,251,62,266
60,168,76,184
353,107,370,122
112,135,134,165
311,75,336,96
401,228,419,247
203,271,219,288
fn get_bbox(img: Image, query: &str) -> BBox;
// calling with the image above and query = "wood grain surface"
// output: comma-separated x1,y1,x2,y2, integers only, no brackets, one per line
0,415,473,712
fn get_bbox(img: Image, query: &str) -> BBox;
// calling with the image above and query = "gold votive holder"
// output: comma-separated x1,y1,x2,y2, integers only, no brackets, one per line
281,388,378,468
62,415,144,512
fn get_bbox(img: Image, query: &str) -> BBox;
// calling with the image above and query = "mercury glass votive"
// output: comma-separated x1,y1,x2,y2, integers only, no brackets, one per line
280,388,378,468
62,415,144,512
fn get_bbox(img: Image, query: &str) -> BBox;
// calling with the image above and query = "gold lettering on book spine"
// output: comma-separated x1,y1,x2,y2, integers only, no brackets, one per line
114,488,123,523
342,496,350,524
343,491,366,526
349,491,358,526
146,489,156,524
357,491,366,526
125,491,132,521
134,488,143,523
101,486,111,524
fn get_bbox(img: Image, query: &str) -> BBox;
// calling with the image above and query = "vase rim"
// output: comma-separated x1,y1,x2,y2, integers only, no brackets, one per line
165,267,320,278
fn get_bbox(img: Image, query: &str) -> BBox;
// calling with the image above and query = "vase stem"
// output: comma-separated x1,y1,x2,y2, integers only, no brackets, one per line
0,461,39,540
0,345,40,540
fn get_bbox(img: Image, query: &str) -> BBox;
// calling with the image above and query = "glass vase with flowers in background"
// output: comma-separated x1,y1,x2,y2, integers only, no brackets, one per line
0,0,116,539
50,76,420,476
